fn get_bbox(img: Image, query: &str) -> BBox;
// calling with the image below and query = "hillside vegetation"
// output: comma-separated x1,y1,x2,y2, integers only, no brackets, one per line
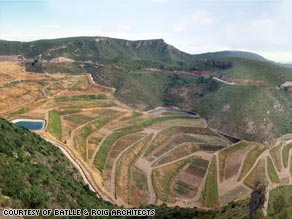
0,118,112,210
194,50,268,62
1,36,292,144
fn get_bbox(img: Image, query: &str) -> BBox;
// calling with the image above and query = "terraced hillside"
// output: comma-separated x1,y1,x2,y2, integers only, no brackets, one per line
0,107,253,219
2,37,292,145
3,61,292,210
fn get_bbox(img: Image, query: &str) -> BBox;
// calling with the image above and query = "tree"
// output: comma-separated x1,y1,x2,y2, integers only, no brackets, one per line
20,186,50,208
277,209,288,219
273,194,287,215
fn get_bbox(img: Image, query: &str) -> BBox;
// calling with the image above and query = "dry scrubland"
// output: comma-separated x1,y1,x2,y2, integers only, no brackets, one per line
3,62,292,209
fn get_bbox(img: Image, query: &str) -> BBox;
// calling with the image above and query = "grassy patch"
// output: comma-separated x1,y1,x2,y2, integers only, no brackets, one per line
202,156,218,208
219,186,249,206
140,115,196,127
120,111,143,121
60,101,116,109
48,110,62,140
270,143,283,171
200,144,225,151
48,109,81,141
244,159,267,188
152,159,189,202
74,110,120,159
238,144,267,181
7,107,28,117
173,157,209,198
155,143,199,166
63,114,94,125
268,185,292,218
129,166,149,205
222,57,292,84
290,155,292,176
174,180,196,195
145,126,217,157
95,124,143,172
218,141,250,182
58,109,81,114
282,143,292,168
280,177,290,185
267,157,280,183
55,94,107,102
0,192,9,207
116,135,152,204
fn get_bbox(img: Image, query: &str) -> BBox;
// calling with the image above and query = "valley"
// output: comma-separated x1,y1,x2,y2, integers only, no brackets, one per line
2,60,292,213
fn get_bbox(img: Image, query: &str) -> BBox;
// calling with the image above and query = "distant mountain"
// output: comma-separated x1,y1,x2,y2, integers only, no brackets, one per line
0,37,287,71
194,50,292,69
194,50,269,62
281,63,292,68
0,37,195,71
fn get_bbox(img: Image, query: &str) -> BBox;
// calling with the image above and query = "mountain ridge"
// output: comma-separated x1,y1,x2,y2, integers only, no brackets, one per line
0,36,284,63
194,50,269,62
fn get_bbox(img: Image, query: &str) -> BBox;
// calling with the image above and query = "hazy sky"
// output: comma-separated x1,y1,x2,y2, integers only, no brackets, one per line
0,0,291,62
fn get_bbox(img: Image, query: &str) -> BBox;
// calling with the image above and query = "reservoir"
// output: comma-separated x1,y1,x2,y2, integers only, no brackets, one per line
148,107,196,116
11,119,46,130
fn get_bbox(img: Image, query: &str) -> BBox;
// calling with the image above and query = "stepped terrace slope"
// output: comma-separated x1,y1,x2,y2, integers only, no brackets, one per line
2,61,292,211
2,37,292,145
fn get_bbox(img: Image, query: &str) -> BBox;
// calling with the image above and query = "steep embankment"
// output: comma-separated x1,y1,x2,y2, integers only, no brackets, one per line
0,118,113,210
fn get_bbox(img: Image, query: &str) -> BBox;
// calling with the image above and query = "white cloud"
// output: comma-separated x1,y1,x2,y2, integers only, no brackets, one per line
174,11,215,32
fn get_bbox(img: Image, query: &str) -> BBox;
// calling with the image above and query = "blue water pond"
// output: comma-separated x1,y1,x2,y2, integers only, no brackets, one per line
13,120,46,130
